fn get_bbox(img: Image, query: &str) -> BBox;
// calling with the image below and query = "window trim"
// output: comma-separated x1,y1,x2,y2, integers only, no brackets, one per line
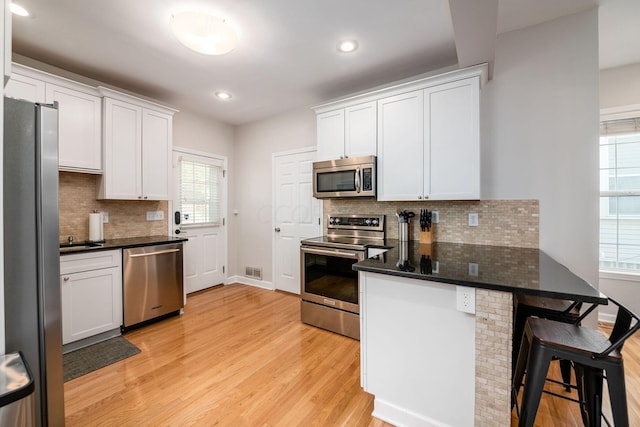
177,154,224,227
600,104,640,273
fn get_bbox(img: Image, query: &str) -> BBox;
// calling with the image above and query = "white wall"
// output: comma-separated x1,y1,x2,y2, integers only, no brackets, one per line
172,109,235,159
231,107,316,282
600,63,640,110
482,9,600,303
598,63,640,319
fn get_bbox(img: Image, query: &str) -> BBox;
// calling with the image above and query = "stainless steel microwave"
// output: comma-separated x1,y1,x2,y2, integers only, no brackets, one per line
312,155,376,198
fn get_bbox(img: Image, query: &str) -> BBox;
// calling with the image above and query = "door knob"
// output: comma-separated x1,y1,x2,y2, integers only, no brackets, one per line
274,227,281,232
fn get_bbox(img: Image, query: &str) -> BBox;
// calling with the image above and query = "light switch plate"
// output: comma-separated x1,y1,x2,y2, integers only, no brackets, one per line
432,211,439,223
146,211,164,221
468,213,479,227
102,212,109,223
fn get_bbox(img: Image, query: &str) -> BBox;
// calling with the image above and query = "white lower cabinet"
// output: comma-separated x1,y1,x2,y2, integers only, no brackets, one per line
60,250,122,345
359,271,476,426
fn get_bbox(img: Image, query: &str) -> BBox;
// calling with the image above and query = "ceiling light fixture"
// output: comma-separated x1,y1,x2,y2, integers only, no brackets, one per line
10,3,29,17
171,11,238,55
337,40,359,53
215,91,232,100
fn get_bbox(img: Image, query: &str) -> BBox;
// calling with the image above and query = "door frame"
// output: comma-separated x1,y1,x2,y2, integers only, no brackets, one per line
170,146,228,290
271,146,323,293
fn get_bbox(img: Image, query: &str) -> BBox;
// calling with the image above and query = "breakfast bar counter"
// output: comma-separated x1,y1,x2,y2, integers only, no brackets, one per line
354,241,606,303
353,241,604,426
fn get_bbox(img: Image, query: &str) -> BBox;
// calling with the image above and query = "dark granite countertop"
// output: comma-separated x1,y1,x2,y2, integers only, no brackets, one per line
60,235,187,255
354,240,607,304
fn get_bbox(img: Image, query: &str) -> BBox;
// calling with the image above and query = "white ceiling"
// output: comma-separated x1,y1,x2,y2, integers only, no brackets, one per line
10,0,640,125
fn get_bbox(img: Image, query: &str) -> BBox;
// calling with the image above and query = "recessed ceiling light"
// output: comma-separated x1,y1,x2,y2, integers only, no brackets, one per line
215,91,232,100
337,40,359,53
171,11,238,55
10,3,29,17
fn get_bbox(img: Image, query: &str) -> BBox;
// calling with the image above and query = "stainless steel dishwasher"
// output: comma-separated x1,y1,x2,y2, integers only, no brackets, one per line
123,243,184,329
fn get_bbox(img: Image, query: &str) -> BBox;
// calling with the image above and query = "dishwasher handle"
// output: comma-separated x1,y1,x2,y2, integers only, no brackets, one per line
128,248,181,258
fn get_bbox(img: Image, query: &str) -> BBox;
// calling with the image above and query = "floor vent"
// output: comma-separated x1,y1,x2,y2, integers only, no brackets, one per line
245,266,262,280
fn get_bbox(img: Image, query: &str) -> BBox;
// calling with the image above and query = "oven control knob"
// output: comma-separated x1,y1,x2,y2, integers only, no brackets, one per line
365,219,371,225
334,218,340,223
329,218,335,224
372,219,379,226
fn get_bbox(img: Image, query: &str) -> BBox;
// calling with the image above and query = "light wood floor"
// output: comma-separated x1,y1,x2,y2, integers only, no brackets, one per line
65,284,640,426
64,284,390,426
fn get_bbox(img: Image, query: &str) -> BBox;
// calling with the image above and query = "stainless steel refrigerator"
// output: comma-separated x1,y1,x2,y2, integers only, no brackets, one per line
3,97,65,425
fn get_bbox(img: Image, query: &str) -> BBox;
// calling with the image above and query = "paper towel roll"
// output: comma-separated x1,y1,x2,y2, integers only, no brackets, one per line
89,213,104,242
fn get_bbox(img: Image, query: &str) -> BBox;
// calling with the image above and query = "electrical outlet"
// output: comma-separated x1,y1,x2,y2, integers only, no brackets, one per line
456,286,476,314
468,213,479,227
102,212,109,223
468,262,479,276
146,211,164,221
432,211,439,223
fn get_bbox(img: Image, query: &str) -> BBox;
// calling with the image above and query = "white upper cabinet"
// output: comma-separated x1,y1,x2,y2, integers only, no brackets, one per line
316,109,345,161
5,64,103,173
377,91,424,201
141,109,172,200
46,84,102,172
4,72,46,102
313,64,487,201
100,97,142,199
377,76,482,201
315,101,377,161
98,88,176,201
345,101,377,158
426,78,480,200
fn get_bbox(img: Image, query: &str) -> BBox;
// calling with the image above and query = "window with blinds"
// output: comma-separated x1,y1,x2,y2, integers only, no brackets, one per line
179,157,222,226
600,116,640,271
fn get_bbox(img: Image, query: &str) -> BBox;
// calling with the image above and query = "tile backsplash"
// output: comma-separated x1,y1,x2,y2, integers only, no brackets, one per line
323,199,539,248
59,172,168,243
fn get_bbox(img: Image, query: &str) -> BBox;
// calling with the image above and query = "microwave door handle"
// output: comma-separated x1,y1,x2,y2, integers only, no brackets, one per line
355,166,361,193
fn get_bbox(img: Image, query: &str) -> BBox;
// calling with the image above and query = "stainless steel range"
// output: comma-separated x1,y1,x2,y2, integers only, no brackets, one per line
300,214,385,340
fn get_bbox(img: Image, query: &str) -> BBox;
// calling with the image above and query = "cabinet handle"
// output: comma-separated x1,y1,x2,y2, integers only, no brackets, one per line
138,196,142,199
274,227,281,232
63,276,70,282
418,195,422,200
144,196,148,200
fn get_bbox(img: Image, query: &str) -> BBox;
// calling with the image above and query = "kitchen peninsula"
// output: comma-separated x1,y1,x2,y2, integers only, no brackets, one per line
353,241,605,426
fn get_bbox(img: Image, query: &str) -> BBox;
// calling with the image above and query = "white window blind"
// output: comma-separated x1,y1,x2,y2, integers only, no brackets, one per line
179,157,222,226
600,116,640,271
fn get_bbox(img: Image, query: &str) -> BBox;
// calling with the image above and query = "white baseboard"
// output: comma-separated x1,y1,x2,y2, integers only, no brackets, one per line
372,398,451,427
227,275,274,290
598,312,616,324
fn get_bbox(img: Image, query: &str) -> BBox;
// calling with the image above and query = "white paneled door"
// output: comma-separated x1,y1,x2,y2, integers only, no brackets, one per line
173,150,226,294
273,149,321,294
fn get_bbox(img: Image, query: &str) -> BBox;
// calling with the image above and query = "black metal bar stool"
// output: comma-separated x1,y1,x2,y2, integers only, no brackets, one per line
512,295,584,390
512,298,640,427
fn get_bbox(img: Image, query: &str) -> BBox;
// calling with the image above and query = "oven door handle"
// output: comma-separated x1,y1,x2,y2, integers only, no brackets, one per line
355,166,361,193
302,247,361,259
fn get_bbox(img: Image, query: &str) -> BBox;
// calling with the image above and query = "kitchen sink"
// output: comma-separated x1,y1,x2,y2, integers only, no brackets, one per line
59,242,103,253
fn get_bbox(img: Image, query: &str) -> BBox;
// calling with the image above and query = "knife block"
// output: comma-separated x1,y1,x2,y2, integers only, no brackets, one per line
419,229,433,244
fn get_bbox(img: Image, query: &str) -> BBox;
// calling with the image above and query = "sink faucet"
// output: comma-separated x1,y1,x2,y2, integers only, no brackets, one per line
67,236,73,245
